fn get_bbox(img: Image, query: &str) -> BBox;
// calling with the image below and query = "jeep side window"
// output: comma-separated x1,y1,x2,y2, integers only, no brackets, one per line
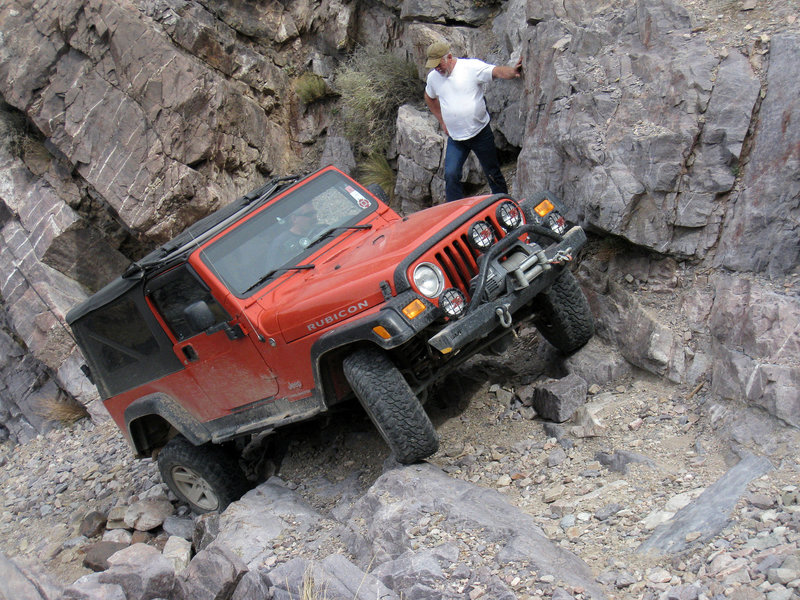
74,291,183,398
148,266,230,341
83,296,161,372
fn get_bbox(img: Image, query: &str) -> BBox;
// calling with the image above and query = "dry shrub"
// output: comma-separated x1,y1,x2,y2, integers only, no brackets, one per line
358,153,396,204
334,46,424,156
35,397,89,424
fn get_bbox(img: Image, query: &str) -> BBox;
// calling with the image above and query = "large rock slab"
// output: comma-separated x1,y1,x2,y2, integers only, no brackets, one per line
638,452,774,555
265,555,397,600
0,551,62,600
515,0,757,260
340,462,605,598
707,275,800,428
717,34,800,276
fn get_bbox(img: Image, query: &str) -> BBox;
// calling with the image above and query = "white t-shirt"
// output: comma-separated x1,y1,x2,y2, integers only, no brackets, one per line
425,58,495,141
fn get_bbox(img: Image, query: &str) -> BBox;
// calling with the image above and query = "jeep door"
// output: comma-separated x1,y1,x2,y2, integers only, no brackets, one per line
146,265,278,422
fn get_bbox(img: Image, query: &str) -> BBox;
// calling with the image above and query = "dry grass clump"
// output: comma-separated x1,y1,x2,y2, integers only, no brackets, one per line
334,46,424,157
358,153,395,204
35,396,89,424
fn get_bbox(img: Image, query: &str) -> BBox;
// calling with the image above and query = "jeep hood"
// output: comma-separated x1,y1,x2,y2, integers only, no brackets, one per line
260,199,486,343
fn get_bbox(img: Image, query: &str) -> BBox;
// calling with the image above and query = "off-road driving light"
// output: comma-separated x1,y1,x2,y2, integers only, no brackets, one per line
468,220,494,251
496,201,523,230
439,288,467,319
547,212,567,235
413,263,444,298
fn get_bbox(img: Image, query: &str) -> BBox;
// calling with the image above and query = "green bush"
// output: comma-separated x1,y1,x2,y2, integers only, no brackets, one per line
335,46,424,156
295,72,330,105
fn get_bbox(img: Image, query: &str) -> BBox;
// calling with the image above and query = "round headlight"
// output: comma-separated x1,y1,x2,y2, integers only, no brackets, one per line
496,201,523,230
439,288,467,319
468,220,495,251
413,263,444,298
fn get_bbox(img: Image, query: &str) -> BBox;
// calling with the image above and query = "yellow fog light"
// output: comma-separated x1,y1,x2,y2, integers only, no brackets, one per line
534,198,555,217
402,299,426,319
372,325,391,340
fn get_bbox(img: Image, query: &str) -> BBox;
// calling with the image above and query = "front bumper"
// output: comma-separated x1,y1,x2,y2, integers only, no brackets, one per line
427,225,587,353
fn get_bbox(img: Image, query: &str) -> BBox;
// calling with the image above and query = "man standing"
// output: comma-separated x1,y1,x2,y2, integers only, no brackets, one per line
423,41,522,203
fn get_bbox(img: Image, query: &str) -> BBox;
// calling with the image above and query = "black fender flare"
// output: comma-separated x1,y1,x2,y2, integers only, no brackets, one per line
124,393,212,456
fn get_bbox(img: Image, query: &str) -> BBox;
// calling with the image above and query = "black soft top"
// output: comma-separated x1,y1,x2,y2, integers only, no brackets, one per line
66,175,299,325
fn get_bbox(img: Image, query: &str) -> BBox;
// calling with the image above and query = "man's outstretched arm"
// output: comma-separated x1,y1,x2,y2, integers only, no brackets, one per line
492,56,523,80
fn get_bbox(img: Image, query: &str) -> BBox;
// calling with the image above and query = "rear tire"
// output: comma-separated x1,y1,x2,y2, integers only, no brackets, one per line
343,346,439,464
157,436,249,513
532,268,594,354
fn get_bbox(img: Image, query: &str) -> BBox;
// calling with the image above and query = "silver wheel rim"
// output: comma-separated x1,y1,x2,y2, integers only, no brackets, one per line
170,465,219,511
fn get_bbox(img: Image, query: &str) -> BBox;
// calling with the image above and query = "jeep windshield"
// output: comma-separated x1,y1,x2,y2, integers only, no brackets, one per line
199,170,378,297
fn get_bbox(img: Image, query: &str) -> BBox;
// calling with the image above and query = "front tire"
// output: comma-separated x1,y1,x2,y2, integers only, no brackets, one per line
157,436,249,513
343,346,439,464
532,268,595,354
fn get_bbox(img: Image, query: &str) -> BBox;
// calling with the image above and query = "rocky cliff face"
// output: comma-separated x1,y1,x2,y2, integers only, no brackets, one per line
0,0,798,440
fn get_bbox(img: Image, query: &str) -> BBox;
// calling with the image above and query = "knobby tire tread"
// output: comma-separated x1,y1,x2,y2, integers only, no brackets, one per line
533,267,595,354
158,435,249,513
343,347,439,464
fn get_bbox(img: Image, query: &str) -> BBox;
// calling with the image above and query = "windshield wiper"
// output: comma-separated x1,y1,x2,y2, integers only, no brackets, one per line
305,224,373,251
243,264,315,295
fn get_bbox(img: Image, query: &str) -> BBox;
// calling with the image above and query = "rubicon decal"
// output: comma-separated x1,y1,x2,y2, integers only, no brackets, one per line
307,300,370,331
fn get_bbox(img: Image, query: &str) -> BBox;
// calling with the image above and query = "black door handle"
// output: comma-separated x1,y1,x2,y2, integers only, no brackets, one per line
182,345,199,362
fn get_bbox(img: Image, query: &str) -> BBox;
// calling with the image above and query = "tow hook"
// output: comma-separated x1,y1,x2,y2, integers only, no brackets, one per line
548,247,574,265
496,304,513,328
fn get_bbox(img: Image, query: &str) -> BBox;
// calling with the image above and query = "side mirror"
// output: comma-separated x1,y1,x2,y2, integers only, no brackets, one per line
184,300,216,332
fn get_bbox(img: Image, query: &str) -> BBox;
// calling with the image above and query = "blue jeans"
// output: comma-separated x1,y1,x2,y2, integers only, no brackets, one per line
444,124,508,203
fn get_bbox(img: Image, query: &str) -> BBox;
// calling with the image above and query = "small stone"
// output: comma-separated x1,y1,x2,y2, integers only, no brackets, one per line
548,448,567,468
543,484,566,503
595,503,623,521
83,541,129,572
163,535,192,573
615,572,637,588
106,506,128,529
79,511,108,538
647,567,672,583
685,531,703,542
103,529,133,544
124,499,174,531
496,474,512,487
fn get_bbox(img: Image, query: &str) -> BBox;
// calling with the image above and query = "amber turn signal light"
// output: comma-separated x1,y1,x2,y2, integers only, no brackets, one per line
402,299,426,319
534,198,555,217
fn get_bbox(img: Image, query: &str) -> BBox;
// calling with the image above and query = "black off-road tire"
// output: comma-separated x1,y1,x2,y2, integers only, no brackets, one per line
532,267,595,354
157,436,250,514
343,346,439,464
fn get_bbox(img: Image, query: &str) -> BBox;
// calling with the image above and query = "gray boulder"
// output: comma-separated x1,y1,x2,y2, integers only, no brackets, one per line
340,462,604,597
717,35,800,276
0,551,62,600
172,544,247,600
528,373,589,423
88,544,174,600
266,554,397,600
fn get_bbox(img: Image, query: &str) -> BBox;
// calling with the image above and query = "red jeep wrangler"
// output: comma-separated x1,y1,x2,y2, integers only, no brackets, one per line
67,166,593,512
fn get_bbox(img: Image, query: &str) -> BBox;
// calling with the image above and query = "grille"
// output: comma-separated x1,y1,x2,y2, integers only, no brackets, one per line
433,217,509,298
434,234,479,295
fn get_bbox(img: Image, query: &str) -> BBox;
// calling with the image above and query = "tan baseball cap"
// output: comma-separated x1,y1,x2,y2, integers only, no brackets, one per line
425,41,450,69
